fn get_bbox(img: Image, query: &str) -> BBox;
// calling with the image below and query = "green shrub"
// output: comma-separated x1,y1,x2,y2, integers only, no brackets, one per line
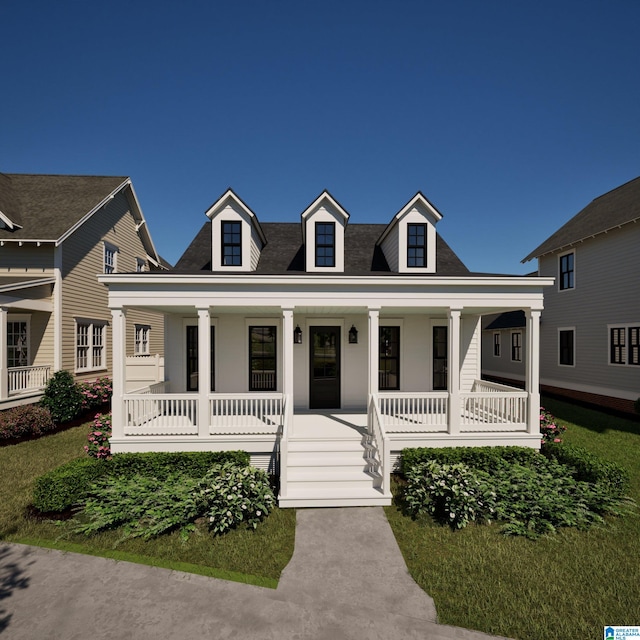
32,450,252,513
74,462,275,541
40,370,84,423
0,404,55,441
403,461,496,529
543,442,630,499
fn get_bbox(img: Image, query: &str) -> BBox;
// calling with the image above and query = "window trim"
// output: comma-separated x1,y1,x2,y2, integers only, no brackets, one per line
558,250,575,291
608,324,640,366
104,242,118,274
75,319,107,373
6,314,31,368
315,221,336,268
510,330,522,362
407,223,427,268
248,324,278,392
493,331,501,357
221,220,242,267
136,257,146,272
558,327,575,367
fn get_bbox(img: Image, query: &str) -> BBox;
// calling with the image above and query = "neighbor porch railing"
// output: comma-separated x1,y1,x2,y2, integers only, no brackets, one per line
8,365,51,395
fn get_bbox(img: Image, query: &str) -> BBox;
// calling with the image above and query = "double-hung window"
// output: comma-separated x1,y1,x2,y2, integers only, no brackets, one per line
493,332,501,357
559,252,574,290
7,319,29,367
222,221,242,266
559,329,575,366
610,325,640,365
76,320,106,372
104,243,118,274
249,326,277,391
511,331,522,362
315,222,335,267
407,223,427,267
379,326,400,390
134,325,150,355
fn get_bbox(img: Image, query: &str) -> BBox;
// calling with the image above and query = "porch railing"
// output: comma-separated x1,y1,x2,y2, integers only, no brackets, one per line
377,392,448,432
210,393,284,435
472,379,523,393
8,366,51,395
368,394,390,495
460,390,528,429
278,394,292,499
123,393,198,436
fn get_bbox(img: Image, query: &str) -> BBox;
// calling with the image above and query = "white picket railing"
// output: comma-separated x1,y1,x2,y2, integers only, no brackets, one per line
278,394,293,499
460,391,528,428
8,366,51,395
123,393,198,435
472,379,523,393
209,393,284,435
377,392,449,431
368,394,390,494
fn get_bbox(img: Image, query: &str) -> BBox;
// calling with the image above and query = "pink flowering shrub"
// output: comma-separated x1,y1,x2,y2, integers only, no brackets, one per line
540,407,566,445
79,377,112,411
85,412,112,459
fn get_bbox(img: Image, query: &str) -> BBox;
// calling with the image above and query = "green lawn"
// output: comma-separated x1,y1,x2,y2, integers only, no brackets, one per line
0,423,296,588
385,397,640,640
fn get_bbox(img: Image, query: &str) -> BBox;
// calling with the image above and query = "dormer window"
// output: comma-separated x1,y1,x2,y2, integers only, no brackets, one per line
315,222,335,267
222,221,242,266
407,224,427,267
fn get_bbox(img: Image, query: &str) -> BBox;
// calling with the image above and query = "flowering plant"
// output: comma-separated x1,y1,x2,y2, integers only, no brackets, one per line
79,377,112,411
84,412,112,459
540,407,566,445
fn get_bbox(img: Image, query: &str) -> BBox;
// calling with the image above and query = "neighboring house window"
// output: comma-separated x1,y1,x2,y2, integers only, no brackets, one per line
104,243,118,274
134,325,150,355
610,325,640,365
7,320,29,367
379,326,400,390
559,329,575,366
407,223,427,267
136,258,146,272
315,222,335,267
559,252,574,290
76,320,106,371
222,221,242,266
493,332,501,357
511,331,522,362
249,326,277,391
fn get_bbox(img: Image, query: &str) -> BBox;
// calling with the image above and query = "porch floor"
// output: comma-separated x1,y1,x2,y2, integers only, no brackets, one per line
290,410,367,440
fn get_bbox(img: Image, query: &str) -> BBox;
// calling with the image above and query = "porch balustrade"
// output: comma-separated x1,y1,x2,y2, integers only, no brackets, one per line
377,392,449,432
209,393,284,434
367,395,390,494
8,365,51,395
124,393,198,435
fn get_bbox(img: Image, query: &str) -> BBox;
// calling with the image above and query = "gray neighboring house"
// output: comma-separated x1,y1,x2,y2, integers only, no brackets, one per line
0,173,167,409
482,176,640,415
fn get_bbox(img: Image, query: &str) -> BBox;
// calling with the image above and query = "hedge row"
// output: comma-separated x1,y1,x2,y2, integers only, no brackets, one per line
33,450,251,513
0,405,56,442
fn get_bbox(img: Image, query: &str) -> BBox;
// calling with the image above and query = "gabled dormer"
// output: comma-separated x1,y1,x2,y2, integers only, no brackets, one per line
205,189,267,272
377,192,442,273
301,190,350,273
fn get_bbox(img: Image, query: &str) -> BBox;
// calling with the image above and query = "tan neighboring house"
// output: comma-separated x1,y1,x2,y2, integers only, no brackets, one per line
0,173,167,409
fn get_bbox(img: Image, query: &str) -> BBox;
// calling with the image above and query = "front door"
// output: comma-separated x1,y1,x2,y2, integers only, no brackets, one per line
309,326,341,409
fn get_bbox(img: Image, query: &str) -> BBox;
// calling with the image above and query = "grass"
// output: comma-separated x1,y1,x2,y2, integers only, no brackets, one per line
385,397,640,640
0,423,296,587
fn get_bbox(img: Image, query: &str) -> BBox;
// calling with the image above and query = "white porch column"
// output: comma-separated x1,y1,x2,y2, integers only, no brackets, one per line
197,308,211,438
368,308,380,398
110,307,126,440
526,309,542,436
281,308,294,399
0,307,8,401
448,308,462,435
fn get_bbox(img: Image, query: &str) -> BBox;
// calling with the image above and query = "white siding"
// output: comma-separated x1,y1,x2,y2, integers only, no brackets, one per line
250,224,263,270
380,225,399,272
539,223,640,399
460,315,480,392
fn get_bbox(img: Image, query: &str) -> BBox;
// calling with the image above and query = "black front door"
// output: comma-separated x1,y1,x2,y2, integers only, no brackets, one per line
309,326,341,409
433,325,448,390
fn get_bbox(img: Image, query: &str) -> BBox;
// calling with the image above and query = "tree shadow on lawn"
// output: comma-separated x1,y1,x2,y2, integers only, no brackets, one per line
542,394,640,436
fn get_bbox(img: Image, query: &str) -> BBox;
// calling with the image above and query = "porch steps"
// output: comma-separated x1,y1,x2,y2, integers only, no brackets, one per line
279,435,392,508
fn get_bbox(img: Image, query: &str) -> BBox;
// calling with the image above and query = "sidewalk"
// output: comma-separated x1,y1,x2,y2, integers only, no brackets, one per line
1,508,513,639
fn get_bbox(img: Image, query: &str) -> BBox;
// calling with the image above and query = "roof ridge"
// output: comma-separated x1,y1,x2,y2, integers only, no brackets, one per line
591,175,640,202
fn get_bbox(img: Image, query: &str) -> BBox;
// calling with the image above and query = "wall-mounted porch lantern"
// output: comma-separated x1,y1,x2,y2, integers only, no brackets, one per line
348,324,358,344
293,325,303,344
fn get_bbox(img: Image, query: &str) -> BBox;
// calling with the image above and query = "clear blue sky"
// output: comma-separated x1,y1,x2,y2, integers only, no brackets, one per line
3,0,639,273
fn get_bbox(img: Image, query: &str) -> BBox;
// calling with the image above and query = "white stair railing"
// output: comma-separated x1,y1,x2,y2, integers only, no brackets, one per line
278,394,292,499
367,394,390,495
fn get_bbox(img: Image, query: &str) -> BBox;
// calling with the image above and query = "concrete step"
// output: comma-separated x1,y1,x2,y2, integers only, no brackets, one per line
287,450,371,466
287,437,366,452
288,466,377,482
278,486,392,508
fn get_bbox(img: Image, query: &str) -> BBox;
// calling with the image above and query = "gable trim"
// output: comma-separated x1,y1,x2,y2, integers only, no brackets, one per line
377,191,443,245
205,188,267,246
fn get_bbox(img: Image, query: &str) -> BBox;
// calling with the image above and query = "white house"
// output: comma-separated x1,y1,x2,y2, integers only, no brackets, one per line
483,176,640,416
101,189,552,507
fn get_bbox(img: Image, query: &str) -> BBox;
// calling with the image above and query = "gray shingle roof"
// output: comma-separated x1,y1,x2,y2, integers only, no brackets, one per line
0,173,128,241
522,176,640,262
174,221,471,276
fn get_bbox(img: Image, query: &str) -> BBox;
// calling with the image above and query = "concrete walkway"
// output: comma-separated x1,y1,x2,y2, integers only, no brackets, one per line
1,508,513,639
